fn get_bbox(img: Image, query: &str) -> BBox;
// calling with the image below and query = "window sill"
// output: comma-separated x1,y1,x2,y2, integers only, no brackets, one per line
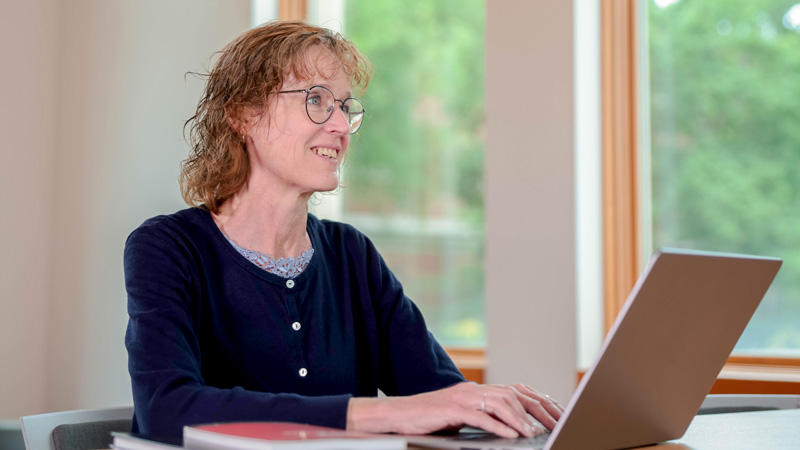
575,362,800,395
719,363,800,383
446,347,486,384
710,361,800,395
448,348,800,395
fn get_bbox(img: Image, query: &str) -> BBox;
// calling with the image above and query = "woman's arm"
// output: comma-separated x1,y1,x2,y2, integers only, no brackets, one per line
350,231,564,438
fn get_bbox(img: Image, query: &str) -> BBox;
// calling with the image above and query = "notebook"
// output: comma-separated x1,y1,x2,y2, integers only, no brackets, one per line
407,248,782,450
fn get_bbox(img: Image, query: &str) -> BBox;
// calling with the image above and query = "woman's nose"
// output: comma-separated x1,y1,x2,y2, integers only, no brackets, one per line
324,103,350,134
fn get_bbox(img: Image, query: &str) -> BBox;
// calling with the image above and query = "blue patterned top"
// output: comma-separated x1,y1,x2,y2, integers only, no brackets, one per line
224,235,314,279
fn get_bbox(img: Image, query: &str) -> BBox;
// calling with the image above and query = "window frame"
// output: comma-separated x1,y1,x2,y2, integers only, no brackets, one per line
278,0,306,20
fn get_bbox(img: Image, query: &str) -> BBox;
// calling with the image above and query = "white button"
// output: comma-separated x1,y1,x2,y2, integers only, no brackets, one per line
292,322,301,331
286,279,295,288
299,368,308,377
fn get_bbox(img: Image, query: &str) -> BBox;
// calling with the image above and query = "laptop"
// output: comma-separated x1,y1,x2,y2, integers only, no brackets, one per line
407,248,782,450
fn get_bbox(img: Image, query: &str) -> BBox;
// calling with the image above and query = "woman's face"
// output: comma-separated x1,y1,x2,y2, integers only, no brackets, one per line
244,47,353,197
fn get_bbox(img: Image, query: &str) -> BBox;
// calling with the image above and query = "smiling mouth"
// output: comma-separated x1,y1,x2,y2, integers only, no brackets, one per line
312,147,339,161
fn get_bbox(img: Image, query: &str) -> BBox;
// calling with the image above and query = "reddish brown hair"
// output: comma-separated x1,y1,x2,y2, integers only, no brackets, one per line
181,20,371,213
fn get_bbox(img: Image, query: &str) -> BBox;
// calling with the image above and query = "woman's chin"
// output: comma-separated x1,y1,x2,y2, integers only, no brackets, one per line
310,180,340,195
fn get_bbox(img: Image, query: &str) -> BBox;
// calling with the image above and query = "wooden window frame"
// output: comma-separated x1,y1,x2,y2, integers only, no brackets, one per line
602,0,641,333
279,0,306,21
602,0,800,394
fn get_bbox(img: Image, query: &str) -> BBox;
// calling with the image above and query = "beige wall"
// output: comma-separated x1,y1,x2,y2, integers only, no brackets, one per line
486,0,579,403
0,0,251,418
0,0,59,419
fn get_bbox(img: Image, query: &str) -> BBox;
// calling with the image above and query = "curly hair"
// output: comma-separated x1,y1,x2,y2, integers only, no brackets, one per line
180,21,372,213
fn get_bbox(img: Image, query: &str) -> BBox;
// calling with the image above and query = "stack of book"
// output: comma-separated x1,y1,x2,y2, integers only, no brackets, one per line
111,422,406,450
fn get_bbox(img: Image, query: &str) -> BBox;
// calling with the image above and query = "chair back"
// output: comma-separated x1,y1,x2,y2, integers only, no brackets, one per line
19,406,133,450
0,420,26,450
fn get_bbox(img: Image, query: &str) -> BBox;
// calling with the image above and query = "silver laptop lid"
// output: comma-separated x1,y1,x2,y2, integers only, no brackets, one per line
547,248,781,450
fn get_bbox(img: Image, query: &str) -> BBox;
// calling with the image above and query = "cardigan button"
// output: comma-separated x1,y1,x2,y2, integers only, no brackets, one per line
299,368,308,377
286,279,295,288
292,322,301,331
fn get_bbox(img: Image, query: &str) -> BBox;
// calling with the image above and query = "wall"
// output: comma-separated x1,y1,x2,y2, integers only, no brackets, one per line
486,0,579,403
0,0,251,418
0,0,59,419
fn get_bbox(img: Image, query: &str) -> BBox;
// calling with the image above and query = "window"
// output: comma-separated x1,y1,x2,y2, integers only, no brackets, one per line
603,0,800,391
645,0,800,356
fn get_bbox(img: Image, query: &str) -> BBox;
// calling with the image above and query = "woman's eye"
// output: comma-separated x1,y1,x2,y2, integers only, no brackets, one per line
307,96,322,106
341,104,351,114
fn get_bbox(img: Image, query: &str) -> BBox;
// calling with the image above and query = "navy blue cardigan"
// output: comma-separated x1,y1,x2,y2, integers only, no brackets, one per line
124,207,464,440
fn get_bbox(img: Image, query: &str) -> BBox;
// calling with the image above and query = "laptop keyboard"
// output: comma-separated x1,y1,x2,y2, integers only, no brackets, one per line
452,431,551,448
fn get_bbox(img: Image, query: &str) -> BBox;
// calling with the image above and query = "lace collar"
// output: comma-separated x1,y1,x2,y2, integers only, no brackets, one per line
224,235,314,279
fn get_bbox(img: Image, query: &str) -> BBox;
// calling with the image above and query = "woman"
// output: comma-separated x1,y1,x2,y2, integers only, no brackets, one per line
124,20,563,442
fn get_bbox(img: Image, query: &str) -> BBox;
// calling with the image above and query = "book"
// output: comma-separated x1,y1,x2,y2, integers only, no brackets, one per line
183,422,406,450
112,432,182,450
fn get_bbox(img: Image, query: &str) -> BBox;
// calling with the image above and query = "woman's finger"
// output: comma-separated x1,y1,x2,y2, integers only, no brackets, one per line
502,384,561,430
514,394,557,430
519,384,565,418
480,387,538,438
459,407,522,439
540,393,565,418
529,417,548,436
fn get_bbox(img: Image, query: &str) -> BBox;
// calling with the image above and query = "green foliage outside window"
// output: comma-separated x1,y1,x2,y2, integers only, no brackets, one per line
649,0,800,352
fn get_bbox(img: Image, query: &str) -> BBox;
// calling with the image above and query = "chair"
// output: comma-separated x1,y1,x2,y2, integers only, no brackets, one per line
19,406,133,450
698,394,800,415
0,419,26,450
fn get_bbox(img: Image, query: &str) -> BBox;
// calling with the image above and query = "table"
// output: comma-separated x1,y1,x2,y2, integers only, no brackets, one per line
409,408,800,449
637,408,799,449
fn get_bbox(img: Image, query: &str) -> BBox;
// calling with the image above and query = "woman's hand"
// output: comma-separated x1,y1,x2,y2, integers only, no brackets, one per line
347,382,564,438
492,383,565,430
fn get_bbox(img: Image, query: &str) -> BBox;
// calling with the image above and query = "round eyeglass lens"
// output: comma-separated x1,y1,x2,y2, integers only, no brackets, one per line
304,86,334,123
344,98,365,134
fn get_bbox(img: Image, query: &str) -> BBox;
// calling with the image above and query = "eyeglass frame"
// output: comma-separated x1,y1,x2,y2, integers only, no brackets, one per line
276,85,365,134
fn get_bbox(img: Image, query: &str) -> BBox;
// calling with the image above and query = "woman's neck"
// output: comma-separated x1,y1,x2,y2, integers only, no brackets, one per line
212,185,312,259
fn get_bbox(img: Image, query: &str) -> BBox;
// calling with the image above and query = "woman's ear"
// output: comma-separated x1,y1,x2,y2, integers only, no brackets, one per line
227,105,265,140
226,105,249,138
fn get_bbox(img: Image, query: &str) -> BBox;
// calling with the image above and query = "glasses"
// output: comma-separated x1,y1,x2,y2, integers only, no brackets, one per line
277,85,365,134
